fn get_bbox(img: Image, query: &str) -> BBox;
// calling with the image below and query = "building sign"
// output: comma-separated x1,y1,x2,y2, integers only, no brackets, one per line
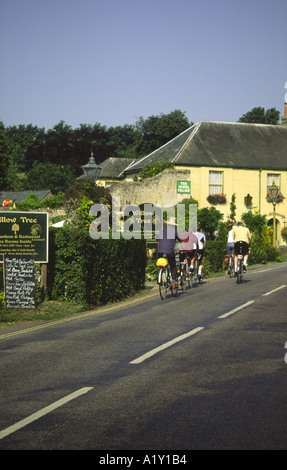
0,212,48,263
177,180,191,194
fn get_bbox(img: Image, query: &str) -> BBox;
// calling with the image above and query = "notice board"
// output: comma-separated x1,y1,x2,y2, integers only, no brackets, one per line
4,255,35,309
0,212,48,263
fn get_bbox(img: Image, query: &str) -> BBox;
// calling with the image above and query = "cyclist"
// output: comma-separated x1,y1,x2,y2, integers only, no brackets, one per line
178,228,199,270
226,223,237,275
157,216,183,288
232,221,251,272
227,223,236,255
192,225,206,280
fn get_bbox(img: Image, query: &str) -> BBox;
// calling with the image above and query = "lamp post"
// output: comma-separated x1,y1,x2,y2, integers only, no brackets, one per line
269,180,279,247
82,152,102,182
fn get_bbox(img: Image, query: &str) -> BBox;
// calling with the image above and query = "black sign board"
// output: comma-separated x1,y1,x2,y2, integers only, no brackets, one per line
0,212,48,263
4,255,35,309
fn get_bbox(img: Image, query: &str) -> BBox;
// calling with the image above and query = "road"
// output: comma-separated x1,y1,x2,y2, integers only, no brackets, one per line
0,262,287,451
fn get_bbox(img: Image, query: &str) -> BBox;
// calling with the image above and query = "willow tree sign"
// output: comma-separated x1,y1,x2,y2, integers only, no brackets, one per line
0,212,48,263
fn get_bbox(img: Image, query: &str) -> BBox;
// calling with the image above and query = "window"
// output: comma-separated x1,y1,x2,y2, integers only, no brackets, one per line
209,171,223,194
267,173,280,191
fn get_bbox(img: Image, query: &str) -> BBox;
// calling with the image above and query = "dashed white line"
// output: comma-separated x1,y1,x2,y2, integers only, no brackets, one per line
130,327,205,364
217,300,255,319
263,285,286,296
0,387,93,440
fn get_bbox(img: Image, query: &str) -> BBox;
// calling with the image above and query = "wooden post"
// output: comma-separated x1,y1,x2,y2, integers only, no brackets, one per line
41,263,47,301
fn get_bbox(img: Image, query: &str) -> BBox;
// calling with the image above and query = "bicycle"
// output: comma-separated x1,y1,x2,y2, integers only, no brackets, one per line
179,257,191,290
227,252,235,278
235,244,244,284
156,256,178,300
192,252,203,285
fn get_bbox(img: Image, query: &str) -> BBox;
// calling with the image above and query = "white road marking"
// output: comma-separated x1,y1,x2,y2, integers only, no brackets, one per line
130,327,204,364
0,387,93,440
263,285,286,296
217,300,255,319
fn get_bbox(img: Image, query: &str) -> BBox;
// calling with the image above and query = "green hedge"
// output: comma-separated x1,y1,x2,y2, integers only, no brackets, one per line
204,240,226,275
48,227,146,307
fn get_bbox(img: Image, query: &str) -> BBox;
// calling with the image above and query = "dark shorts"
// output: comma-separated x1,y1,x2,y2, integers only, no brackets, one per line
179,251,195,263
234,241,249,255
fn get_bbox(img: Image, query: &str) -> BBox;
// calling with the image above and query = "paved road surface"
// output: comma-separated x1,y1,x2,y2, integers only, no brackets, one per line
0,262,287,450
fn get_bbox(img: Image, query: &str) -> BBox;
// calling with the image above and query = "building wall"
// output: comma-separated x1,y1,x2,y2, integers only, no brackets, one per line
108,166,287,245
109,169,191,208
178,165,287,245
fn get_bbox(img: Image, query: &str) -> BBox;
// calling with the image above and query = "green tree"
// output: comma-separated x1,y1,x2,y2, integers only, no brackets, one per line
197,207,223,240
238,107,280,125
0,121,10,190
25,162,76,194
229,193,236,221
134,110,192,157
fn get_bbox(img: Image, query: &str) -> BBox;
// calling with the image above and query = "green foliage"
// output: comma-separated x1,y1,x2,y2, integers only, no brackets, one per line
204,240,226,274
241,211,267,234
135,156,174,180
134,110,192,157
229,193,236,221
240,212,283,264
238,107,280,125
197,207,223,240
24,162,76,194
48,227,146,307
63,179,112,225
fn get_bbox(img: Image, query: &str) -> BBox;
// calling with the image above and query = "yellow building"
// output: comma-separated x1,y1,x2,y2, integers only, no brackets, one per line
119,121,287,246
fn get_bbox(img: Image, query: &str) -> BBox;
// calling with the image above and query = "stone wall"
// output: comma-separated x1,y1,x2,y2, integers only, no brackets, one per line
108,169,192,207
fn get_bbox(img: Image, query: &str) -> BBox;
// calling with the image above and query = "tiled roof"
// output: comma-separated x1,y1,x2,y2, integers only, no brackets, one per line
99,157,135,179
123,121,287,174
0,190,52,203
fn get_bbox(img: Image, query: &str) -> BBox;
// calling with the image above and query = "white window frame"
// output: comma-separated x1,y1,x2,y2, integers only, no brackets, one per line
209,171,223,195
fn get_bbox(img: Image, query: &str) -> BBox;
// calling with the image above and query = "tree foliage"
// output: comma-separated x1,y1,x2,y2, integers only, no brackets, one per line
0,110,192,193
238,107,280,125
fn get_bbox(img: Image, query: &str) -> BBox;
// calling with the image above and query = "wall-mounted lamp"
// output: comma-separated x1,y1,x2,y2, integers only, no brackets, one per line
244,194,253,206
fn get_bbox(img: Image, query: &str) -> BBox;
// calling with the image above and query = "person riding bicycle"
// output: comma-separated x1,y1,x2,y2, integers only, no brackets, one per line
232,221,251,272
192,225,206,280
226,223,237,255
178,228,199,270
157,216,183,288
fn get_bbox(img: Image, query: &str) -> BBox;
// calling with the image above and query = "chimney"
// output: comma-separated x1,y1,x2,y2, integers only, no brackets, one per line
281,103,287,126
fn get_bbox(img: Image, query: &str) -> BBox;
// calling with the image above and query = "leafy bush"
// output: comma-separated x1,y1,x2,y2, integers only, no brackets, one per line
204,240,226,274
47,227,146,307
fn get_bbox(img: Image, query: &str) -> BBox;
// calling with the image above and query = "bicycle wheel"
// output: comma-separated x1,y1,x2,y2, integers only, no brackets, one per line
186,265,191,289
236,259,242,284
180,263,187,291
230,258,235,278
159,268,168,300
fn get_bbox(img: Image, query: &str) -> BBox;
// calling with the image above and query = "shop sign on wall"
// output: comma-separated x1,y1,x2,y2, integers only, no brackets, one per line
177,181,191,194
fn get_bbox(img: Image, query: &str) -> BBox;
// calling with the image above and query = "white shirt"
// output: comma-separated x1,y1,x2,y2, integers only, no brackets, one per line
194,231,206,250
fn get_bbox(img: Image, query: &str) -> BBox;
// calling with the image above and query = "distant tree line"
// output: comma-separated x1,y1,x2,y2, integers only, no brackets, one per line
0,106,281,194
0,110,192,193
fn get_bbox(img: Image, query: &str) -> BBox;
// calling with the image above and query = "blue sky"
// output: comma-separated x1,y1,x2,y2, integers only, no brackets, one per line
1,0,286,130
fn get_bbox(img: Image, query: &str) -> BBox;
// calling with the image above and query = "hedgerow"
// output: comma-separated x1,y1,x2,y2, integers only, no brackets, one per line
47,227,146,307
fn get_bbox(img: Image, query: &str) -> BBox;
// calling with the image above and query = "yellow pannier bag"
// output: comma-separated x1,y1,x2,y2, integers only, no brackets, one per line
156,257,168,267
